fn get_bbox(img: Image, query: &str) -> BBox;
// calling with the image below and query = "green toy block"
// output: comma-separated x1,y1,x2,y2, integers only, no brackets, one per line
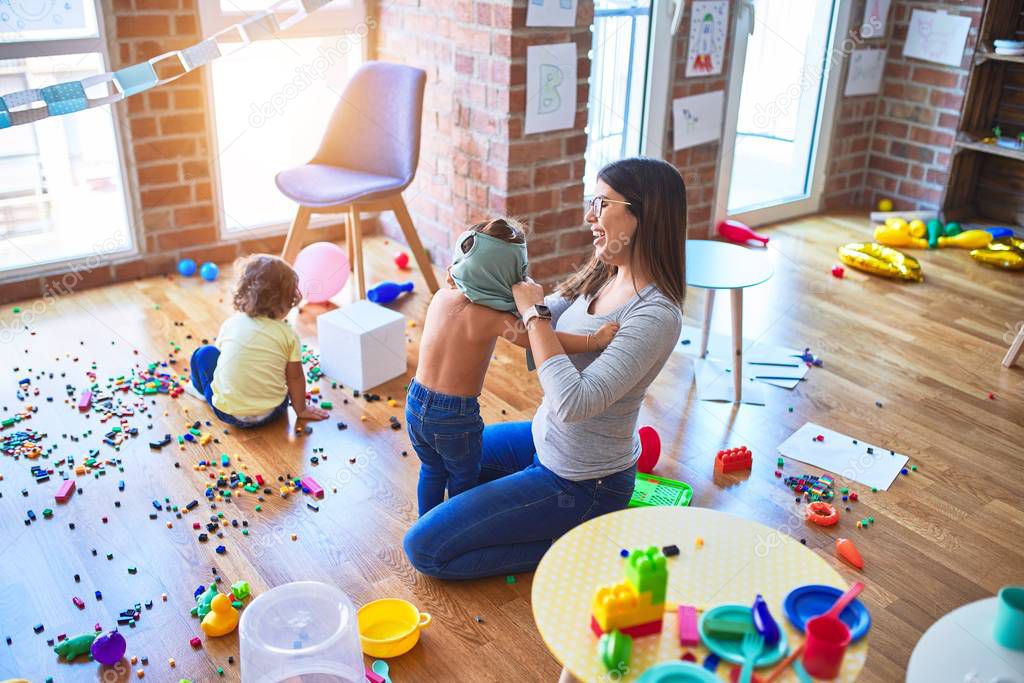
54,632,96,661
624,546,667,605
320,401,333,409
704,618,756,639
598,629,632,673
231,580,250,600
191,584,219,618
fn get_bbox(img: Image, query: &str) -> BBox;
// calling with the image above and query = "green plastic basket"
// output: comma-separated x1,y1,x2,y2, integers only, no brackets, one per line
629,473,693,508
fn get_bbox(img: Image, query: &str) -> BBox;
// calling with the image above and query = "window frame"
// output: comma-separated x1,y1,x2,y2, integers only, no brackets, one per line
199,0,370,239
0,0,139,283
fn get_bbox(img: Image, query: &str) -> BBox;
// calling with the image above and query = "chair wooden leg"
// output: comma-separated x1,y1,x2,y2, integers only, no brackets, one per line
731,288,743,403
345,207,355,267
391,195,440,293
281,206,312,263
348,205,366,300
1004,325,1024,368
699,289,716,359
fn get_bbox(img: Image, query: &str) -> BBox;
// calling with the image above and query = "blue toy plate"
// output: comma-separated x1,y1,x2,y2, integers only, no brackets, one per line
636,661,720,683
783,584,871,642
698,604,789,667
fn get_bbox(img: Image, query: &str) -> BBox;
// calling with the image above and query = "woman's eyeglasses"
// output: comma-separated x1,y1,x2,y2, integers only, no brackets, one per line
586,195,632,219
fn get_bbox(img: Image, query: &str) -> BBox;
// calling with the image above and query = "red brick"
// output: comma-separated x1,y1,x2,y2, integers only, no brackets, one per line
173,88,204,109
155,226,217,251
930,90,963,110
160,113,205,135
147,91,169,110
912,66,959,88
138,163,179,186
534,162,572,186
910,127,954,148
116,15,168,37
174,13,196,34
173,205,215,228
130,116,158,139
141,185,192,208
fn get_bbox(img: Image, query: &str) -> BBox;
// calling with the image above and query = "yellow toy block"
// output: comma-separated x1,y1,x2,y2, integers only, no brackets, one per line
591,580,664,633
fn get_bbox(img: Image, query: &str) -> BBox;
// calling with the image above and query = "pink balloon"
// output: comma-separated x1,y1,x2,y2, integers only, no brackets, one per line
294,242,349,303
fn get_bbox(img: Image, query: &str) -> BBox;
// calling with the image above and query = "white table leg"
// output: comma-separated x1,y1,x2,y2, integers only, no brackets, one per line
1003,325,1024,368
558,667,581,683
731,288,743,403
699,289,716,359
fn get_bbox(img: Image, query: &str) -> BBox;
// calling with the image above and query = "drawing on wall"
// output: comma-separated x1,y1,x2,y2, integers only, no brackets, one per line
526,0,577,27
0,0,86,32
524,42,577,135
672,90,724,151
859,0,891,38
844,48,885,97
686,1,729,78
902,9,971,67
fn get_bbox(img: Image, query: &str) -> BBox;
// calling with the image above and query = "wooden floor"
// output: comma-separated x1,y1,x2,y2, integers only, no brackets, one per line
0,213,1021,683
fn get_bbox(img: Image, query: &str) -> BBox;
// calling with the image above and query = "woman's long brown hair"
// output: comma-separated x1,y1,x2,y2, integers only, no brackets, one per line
557,157,687,307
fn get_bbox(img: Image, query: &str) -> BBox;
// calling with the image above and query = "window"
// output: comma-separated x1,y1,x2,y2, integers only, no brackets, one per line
0,0,134,276
199,0,368,235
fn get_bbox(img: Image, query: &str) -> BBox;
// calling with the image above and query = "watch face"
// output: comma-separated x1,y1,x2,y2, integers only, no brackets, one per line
535,304,551,317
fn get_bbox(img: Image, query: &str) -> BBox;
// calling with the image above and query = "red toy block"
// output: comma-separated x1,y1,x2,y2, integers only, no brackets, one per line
590,615,664,638
189,637,202,648
300,476,324,499
678,604,699,646
55,479,75,503
73,597,85,609
714,447,752,474
255,474,265,486
78,391,92,412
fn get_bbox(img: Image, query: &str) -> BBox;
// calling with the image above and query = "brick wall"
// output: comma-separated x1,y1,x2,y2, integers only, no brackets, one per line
862,0,980,212
374,0,594,286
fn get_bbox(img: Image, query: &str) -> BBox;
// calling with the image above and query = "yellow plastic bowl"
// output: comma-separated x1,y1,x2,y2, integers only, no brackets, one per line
357,598,431,658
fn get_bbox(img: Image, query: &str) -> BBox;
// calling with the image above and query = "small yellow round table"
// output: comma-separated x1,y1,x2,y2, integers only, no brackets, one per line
532,506,867,682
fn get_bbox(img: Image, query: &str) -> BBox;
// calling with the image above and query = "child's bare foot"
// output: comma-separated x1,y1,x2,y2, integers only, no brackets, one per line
296,405,329,421
592,322,620,350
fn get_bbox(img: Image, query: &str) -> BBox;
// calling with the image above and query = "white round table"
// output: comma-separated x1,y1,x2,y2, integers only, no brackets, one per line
685,240,773,403
907,597,1024,683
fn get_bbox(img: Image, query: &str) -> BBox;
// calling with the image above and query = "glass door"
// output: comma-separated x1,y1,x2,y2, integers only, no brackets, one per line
715,0,851,226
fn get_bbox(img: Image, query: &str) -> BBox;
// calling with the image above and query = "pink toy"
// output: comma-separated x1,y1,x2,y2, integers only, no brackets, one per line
637,425,661,474
394,251,410,269
78,391,92,412
300,476,324,499
189,636,202,648
55,479,75,503
717,220,769,246
294,242,350,304
366,667,386,683
677,604,699,646
831,265,845,279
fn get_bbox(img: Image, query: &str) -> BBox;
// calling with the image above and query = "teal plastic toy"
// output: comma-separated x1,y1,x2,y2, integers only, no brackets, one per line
994,585,1024,651
191,584,219,618
926,219,943,248
944,221,962,237
54,632,97,661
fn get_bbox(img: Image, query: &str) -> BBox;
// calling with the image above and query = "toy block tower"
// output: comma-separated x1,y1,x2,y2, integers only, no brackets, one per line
590,546,668,637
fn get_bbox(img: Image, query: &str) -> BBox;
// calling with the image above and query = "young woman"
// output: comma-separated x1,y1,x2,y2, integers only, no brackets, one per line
403,157,687,579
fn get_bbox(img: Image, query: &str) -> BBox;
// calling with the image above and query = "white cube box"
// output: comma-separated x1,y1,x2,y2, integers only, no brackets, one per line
317,300,407,392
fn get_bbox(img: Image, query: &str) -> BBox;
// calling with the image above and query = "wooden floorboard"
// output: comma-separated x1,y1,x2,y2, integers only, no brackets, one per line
0,212,1021,682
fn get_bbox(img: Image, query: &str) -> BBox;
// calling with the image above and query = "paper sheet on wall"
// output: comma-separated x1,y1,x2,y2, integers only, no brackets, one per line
0,0,86,33
672,90,724,150
526,0,578,27
860,0,891,38
686,0,729,77
777,422,909,491
902,9,971,67
524,43,578,135
844,49,886,97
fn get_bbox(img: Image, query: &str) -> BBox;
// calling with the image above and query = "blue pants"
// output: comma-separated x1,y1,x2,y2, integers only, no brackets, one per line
190,345,288,428
402,421,636,579
405,379,485,517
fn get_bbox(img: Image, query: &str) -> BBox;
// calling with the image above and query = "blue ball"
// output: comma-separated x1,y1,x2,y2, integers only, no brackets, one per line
199,262,219,282
177,259,197,277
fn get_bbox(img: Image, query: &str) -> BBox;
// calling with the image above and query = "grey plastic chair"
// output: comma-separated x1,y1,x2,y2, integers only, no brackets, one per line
277,61,439,298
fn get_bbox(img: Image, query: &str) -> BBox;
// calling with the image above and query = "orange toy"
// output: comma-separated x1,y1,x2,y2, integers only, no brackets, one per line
836,538,863,569
806,502,840,526
714,447,752,474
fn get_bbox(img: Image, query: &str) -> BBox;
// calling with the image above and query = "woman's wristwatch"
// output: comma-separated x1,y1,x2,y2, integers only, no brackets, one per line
522,304,552,329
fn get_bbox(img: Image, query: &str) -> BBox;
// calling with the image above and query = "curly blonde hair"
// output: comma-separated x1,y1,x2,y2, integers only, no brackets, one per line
232,254,301,319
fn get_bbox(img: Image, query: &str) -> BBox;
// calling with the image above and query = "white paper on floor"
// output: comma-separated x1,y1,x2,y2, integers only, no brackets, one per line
777,422,909,491
677,325,810,390
693,357,766,405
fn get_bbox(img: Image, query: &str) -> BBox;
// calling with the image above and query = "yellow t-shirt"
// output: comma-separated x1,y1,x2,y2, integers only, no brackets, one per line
211,314,302,417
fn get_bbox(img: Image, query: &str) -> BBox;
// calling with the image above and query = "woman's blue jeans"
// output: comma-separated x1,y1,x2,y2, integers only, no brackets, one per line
402,421,636,579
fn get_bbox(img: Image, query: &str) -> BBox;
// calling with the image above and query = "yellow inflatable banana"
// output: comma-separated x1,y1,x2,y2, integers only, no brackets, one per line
937,229,993,249
874,223,927,248
970,236,1024,270
838,243,924,282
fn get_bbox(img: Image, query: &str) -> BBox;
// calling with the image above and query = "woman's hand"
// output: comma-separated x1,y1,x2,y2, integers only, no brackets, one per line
512,277,545,316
